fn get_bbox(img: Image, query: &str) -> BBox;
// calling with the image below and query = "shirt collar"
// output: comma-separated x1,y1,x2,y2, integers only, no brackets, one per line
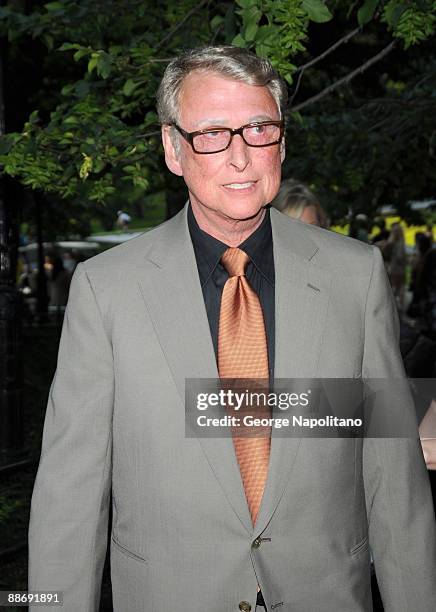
188,203,274,287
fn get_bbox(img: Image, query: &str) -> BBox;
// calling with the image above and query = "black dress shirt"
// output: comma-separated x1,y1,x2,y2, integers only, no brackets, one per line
188,204,275,380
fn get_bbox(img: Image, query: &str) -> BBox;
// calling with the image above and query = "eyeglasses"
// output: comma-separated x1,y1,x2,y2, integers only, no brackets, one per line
171,120,284,154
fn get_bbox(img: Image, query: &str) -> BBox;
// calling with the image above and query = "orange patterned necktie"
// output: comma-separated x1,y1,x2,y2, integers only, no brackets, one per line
218,247,271,525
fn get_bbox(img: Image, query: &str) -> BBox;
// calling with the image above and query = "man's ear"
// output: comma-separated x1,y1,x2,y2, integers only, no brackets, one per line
280,136,286,163
161,125,183,176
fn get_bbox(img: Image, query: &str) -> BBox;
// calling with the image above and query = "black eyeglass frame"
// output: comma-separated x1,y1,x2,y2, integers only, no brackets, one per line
171,120,285,154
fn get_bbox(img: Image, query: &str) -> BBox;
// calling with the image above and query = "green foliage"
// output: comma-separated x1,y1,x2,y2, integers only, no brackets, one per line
357,0,380,26
0,0,435,217
382,1,436,48
0,0,195,201
301,0,333,23
231,0,435,82
233,0,329,80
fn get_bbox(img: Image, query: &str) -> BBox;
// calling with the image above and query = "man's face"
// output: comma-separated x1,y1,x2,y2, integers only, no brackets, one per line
162,71,284,223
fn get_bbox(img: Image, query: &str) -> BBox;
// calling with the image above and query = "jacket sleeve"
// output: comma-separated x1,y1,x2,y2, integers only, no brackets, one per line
28,263,114,612
362,246,436,611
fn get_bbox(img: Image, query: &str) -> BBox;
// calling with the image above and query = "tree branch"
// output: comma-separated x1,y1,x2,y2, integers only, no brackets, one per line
289,26,362,106
429,130,435,158
410,70,436,92
289,40,397,114
155,0,209,52
138,130,161,138
364,97,434,108
147,58,173,63
294,26,362,75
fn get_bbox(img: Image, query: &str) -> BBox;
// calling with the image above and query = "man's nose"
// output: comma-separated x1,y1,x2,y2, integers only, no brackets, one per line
227,133,250,171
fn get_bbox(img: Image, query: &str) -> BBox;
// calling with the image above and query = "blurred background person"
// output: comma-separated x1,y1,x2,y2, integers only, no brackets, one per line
62,250,79,274
415,244,436,339
271,178,328,228
407,232,432,318
419,399,436,472
349,213,369,243
115,209,132,231
44,252,72,319
371,217,390,245
382,222,407,311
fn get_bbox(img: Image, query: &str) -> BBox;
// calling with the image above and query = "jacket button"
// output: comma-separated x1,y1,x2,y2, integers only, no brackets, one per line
252,537,262,549
239,602,251,611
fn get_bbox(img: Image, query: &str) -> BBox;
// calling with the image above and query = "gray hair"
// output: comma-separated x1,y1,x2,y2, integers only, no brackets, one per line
157,45,287,127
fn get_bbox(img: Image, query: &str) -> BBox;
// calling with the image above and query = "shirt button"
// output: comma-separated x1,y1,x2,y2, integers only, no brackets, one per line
239,602,252,611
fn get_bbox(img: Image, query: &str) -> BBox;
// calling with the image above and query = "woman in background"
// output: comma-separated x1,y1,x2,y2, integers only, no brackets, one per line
383,222,407,311
271,178,328,228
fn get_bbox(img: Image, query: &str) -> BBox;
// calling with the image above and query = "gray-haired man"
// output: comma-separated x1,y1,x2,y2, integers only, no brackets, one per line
29,46,436,612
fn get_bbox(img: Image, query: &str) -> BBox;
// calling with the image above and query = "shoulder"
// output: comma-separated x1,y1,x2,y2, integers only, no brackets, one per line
270,208,379,277
82,211,182,275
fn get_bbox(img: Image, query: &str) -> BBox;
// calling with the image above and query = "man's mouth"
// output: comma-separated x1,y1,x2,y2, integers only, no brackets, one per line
222,181,257,190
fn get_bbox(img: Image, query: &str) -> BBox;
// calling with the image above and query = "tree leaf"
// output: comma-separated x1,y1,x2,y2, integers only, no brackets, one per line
61,84,73,96
245,20,258,41
255,25,275,44
357,0,379,26
235,0,253,7
255,43,270,58
79,153,93,180
97,54,112,79
75,80,90,98
87,56,98,73
210,15,224,30
123,79,139,96
302,0,333,23
58,42,82,51
290,111,303,126
232,33,247,47
346,1,360,20
44,2,64,11
43,34,54,50
0,135,13,156
384,4,407,28
391,4,408,28
63,115,79,125
73,48,90,61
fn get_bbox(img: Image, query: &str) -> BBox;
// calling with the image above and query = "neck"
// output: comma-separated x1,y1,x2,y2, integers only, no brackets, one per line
191,202,266,246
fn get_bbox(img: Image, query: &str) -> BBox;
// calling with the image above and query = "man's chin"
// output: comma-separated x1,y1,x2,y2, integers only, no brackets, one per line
220,202,267,222
190,196,267,227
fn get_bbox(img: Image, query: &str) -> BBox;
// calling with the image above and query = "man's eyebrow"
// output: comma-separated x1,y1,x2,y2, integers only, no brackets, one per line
193,115,278,129
193,118,227,129
248,114,279,123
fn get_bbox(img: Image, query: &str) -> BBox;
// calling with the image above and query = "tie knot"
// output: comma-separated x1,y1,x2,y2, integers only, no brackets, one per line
221,247,250,277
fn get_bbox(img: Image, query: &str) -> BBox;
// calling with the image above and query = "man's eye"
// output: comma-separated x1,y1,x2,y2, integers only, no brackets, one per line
247,125,267,135
203,131,223,138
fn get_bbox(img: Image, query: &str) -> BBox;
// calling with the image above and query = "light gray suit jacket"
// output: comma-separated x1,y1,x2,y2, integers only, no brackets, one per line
28,205,436,611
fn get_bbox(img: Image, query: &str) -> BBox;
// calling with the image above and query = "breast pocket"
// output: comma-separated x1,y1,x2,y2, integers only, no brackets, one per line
111,534,148,564
349,535,369,560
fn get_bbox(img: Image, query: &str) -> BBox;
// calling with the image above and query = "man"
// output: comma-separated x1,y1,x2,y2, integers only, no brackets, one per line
29,46,436,612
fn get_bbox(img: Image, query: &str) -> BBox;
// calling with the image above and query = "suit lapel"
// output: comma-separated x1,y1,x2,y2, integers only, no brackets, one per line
137,205,253,533
137,206,217,398
254,209,331,535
